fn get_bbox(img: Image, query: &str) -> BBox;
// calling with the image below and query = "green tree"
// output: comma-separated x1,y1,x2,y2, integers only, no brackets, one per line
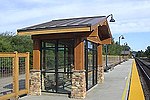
145,46,150,58
0,32,33,68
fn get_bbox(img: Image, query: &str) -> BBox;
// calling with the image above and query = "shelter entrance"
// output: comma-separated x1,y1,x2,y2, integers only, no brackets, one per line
41,39,74,94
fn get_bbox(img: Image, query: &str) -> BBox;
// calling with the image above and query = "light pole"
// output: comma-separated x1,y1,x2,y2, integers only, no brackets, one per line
123,42,128,61
119,35,125,47
104,14,115,72
119,35,124,63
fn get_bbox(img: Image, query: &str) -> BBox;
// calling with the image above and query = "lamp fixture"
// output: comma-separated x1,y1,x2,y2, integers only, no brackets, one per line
107,14,115,22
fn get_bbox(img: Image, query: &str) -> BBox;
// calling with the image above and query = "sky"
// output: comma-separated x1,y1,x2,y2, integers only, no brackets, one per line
0,0,150,51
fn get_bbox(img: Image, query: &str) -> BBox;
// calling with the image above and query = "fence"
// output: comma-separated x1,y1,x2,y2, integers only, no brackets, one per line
0,52,29,100
102,55,128,69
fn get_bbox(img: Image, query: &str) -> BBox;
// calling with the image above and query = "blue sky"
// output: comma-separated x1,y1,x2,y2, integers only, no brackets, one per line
0,0,150,51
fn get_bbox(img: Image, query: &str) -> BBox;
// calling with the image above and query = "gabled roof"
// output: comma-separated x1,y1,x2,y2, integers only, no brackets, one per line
17,15,112,44
17,16,106,32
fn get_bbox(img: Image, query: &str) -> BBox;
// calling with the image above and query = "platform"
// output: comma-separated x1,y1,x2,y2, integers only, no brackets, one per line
20,59,138,100
85,59,133,100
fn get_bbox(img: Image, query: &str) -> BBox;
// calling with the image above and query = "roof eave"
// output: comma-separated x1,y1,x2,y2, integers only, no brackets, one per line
17,26,91,36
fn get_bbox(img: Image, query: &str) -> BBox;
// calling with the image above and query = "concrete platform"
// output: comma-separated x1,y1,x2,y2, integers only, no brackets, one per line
19,59,133,100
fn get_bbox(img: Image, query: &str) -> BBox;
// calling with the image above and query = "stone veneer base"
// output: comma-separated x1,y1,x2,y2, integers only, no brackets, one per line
71,70,86,99
97,65,104,83
30,69,41,95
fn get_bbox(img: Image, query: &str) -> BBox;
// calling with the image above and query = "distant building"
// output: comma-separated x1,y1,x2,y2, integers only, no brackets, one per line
121,51,130,56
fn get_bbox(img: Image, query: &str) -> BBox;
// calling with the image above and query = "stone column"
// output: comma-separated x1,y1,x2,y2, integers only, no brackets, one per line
30,70,41,95
71,70,86,99
97,65,104,83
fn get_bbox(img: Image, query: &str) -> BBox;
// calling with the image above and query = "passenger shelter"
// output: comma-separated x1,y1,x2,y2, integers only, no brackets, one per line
17,16,113,98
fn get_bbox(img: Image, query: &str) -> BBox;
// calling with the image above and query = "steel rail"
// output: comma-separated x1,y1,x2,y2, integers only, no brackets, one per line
135,58,150,80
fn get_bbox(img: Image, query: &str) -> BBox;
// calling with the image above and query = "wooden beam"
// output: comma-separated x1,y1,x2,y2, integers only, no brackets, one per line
74,38,84,70
87,26,102,44
101,38,112,44
18,27,91,35
88,27,98,37
87,36,101,44
33,39,41,70
31,31,90,40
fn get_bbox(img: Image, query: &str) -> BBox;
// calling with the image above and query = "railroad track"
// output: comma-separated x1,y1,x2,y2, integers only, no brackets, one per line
135,57,150,99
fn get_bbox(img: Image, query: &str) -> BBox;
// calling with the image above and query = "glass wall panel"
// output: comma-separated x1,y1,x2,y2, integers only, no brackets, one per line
41,49,55,72
94,70,97,85
45,41,56,48
58,48,65,72
88,71,93,88
42,73,56,92
88,49,93,71
85,40,97,90
88,41,93,49
57,73,72,93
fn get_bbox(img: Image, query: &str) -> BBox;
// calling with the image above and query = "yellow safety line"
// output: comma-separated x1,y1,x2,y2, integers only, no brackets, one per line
128,60,145,100
122,67,131,100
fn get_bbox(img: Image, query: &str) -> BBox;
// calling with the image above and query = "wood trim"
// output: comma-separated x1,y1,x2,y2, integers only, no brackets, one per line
18,27,91,35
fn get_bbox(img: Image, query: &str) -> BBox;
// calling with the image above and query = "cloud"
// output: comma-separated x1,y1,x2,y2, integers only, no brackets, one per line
0,0,150,34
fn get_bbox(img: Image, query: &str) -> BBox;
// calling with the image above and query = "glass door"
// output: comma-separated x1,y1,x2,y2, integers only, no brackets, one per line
41,39,74,94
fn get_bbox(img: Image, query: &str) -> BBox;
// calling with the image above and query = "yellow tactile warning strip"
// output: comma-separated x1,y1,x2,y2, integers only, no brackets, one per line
128,60,145,100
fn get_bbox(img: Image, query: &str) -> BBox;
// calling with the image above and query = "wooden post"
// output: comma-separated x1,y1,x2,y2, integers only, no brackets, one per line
33,39,41,70
25,52,30,93
74,38,84,70
71,38,86,98
14,51,19,98
97,44,104,83
97,45,103,66
30,39,41,95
